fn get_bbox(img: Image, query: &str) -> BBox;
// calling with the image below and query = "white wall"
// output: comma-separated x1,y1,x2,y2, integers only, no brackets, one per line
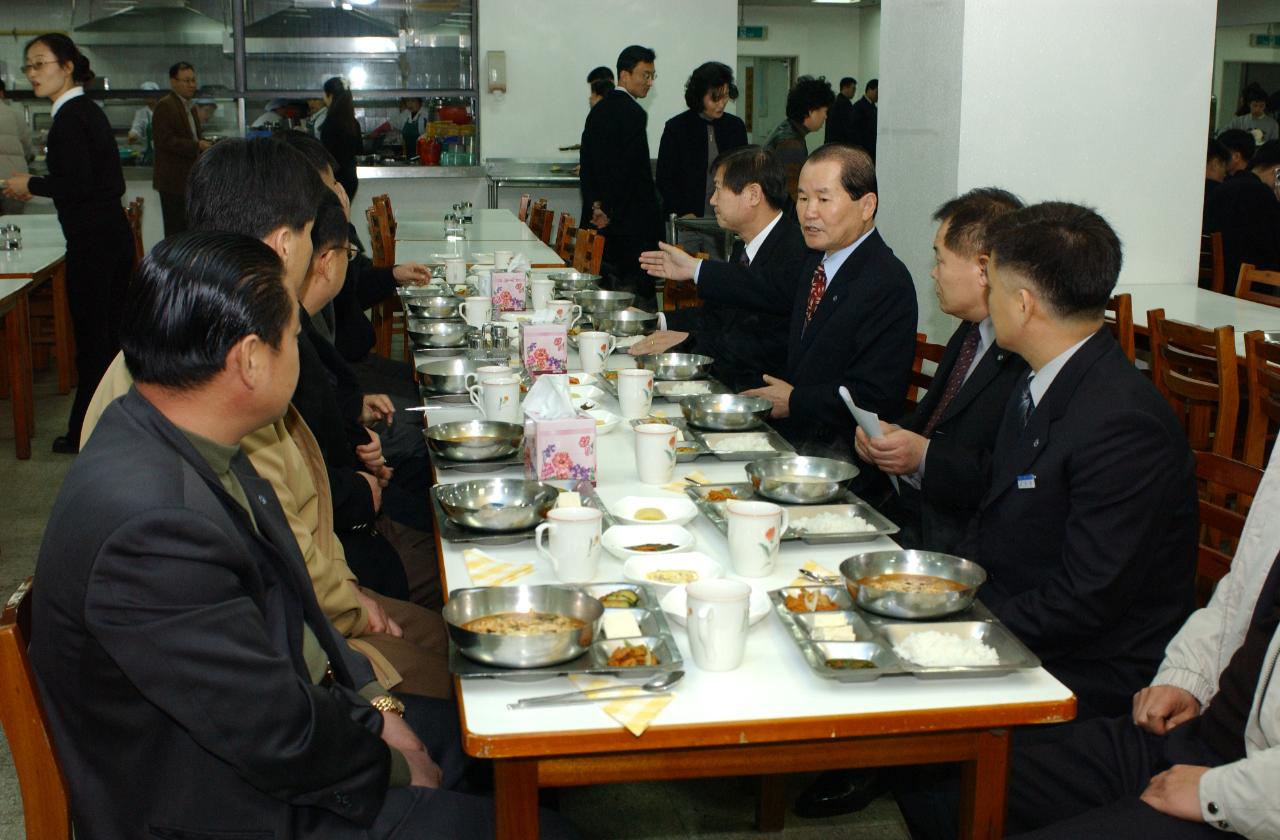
858,7,881,85
734,5,864,86
476,0,737,162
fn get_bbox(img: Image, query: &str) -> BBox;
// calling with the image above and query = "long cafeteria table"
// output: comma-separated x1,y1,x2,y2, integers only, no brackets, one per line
1115,282,1280,355
421,349,1076,839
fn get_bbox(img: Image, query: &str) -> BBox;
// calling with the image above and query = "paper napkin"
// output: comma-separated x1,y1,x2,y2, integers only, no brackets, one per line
463,548,534,587
789,559,840,588
568,674,674,737
659,469,711,494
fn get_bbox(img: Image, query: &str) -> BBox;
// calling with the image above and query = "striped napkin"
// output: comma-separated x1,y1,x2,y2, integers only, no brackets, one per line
568,674,674,737
462,548,534,587
789,559,840,588
659,469,711,494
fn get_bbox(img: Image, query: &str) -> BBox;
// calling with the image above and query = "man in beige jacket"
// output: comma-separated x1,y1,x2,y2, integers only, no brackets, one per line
0,81,33,216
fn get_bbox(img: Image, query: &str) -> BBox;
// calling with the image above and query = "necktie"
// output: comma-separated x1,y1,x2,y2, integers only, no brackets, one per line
804,262,827,324
921,325,982,437
737,246,750,267
1017,372,1036,430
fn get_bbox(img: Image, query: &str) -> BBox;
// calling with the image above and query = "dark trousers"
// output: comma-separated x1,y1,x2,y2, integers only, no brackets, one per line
159,190,187,237
64,217,134,443
601,230,655,301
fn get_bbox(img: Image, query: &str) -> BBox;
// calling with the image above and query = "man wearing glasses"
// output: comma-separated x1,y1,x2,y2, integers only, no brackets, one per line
579,44,662,309
153,61,211,236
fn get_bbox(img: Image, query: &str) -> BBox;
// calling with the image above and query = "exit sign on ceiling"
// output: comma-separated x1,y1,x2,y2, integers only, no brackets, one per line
1250,33,1275,47
738,25,767,40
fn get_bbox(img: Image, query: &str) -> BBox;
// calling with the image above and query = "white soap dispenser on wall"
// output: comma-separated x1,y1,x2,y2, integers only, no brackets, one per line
487,51,507,97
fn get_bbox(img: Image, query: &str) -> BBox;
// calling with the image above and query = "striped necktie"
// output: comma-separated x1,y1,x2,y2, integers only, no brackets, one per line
804,262,827,324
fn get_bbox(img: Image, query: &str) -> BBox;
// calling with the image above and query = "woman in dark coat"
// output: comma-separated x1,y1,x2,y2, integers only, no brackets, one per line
319,76,363,202
3,33,134,453
656,61,748,254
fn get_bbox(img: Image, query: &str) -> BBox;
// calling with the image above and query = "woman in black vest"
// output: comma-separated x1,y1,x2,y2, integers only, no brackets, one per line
319,76,363,202
3,33,134,453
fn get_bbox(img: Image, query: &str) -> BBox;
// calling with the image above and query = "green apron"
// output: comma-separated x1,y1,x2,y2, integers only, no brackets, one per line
402,115,422,159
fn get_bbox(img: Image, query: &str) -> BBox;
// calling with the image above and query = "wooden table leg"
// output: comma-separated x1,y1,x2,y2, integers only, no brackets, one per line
755,774,787,832
958,728,1010,840
494,758,541,840
5,294,34,459
50,262,73,394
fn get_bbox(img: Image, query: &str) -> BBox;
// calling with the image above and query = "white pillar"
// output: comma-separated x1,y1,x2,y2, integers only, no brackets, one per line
874,0,1217,342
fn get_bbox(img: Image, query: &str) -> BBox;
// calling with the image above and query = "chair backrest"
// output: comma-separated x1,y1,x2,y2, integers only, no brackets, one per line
526,198,548,233
1236,264,1280,307
554,213,576,261
572,228,605,275
1194,452,1263,606
125,197,144,263
365,204,395,267
1105,293,1135,363
1199,232,1225,294
1243,330,1280,468
0,578,72,840
375,194,397,237
530,204,554,245
904,332,948,412
1148,308,1239,456
517,193,531,222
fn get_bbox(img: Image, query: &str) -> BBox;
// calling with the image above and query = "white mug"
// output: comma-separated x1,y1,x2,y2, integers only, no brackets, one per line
458,295,491,328
548,299,582,328
470,267,493,297
617,368,654,420
531,278,555,312
577,330,616,374
494,249,514,270
476,364,514,383
633,423,678,485
445,258,467,287
686,579,751,672
468,375,522,423
535,507,602,582
726,500,789,577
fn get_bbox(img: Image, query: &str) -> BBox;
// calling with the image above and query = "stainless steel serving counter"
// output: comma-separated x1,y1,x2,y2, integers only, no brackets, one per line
356,165,486,179
484,159,580,207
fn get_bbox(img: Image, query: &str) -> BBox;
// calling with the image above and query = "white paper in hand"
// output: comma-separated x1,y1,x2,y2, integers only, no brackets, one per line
838,386,898,491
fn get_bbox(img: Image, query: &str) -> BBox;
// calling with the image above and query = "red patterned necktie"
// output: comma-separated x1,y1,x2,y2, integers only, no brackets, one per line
804,262,827,324
921,324,982,437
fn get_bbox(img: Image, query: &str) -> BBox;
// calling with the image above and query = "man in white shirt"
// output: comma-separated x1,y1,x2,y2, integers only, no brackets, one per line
1220,90,1279,144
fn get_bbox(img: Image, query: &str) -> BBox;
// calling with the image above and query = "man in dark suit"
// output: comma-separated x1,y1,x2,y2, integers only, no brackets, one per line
579,44,662,307
849,78,878,159
633,146,810,390
969,201,1198,720
30,232,543,839
151,60,210,236
741,143,917,486
855,188,1027,553
1205,134,1280,293
824,76,858,145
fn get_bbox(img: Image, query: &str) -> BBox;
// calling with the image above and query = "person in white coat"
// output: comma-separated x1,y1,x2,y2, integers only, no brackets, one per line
0,80,33,215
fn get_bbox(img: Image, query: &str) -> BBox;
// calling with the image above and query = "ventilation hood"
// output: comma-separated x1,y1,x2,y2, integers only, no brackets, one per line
74,0,226,46
236,5,406,55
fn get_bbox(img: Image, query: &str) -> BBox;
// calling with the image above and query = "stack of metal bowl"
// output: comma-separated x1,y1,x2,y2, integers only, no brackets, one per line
405,293,463,320
680,393,771,431
744,455,860,504
418,358,483,396
573,289,634,317
635,352,714,381
839,550,987,619
592,309,658,337
425,420,523,462
406,318,474,349
549,271,601,294
442,585,604,668
436,478,559,532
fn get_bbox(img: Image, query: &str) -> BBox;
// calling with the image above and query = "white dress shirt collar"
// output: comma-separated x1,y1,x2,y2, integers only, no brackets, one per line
51,86,84,119
820,227,875,288
744,212,783,264
1028,333,1092,407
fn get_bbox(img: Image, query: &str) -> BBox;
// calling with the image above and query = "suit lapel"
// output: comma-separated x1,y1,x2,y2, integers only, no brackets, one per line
939,341,1013,426
911,323,970,428
793,230,884,359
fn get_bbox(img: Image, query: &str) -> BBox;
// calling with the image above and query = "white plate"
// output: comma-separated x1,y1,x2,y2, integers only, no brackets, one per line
586,408,621,434
567,372,598,386
569,386,607,404
622,551,723,595
601,524,695,561
499,311,537,326
611,495,699,526
659,584,772,627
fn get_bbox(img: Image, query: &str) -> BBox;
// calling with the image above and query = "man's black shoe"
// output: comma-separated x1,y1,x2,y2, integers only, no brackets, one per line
51,435,79,455
793,768,887,819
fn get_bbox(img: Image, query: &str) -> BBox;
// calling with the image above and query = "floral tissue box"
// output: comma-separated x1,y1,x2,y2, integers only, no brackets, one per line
490,271,527,312
521,324,568,375
524,417,597,485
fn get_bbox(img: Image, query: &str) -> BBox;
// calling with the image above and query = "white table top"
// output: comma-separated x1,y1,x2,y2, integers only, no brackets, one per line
1116,282,1280,354
0,244,65,277
396,219,541,242
425,354,1073,740
397,238,563,267
0,277,33,311
0,214,64,249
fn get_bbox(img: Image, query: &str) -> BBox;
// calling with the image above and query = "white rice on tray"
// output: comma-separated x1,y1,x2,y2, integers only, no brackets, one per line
892,630,999,667
791,512,877,534
708,433,774,452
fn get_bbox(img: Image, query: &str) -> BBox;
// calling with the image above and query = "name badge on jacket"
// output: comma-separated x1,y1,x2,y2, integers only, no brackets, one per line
1017,474,1036,490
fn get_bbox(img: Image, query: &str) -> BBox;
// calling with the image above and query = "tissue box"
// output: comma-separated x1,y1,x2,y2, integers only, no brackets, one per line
525,417,597,484
521,324,568,375
490,271,527,312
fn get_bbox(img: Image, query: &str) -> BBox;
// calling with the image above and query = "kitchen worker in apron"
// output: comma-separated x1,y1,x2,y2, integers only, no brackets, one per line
400,97,427,159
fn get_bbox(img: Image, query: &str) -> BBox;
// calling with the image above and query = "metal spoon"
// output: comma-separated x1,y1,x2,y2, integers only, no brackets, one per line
508,669,684,709
799,567,842,585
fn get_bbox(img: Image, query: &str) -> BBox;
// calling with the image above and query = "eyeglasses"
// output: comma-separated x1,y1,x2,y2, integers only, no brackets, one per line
333,244,359,262
20,60,54,76
640,72,656,81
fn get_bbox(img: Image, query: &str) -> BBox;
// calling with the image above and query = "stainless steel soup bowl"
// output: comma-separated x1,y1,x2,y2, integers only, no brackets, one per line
745,455,860,505
443,585,605,668
573,289,635,315
417,358,483,395
591,309,658,337
839,550,987,619
680,393,772,431
635,352,714,381
425,420,524,462
435,478,559,532
407,319,473,348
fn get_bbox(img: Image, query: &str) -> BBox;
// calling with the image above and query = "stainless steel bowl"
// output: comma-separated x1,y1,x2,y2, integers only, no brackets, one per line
436,478,559,532
549,271,601,293
680,393,771,431
442,585,605,668
636,352,714,381
407,319,473,348
425,420,523,462
573,289,635,315
839,550,987,619
745,456,860,504
592,309,658,337
417,358,483,394
397,283,455,300
406,294,463,320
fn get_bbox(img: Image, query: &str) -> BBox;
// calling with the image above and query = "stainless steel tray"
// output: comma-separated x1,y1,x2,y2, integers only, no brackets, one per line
449,581,684,680
689,427,796,461
769,587,1040,682
653,379,730,400
627,416,711,461
685,482,899,544
432,452,525,473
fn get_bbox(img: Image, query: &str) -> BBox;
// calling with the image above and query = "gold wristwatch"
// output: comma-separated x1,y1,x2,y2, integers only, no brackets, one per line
370,694,405,717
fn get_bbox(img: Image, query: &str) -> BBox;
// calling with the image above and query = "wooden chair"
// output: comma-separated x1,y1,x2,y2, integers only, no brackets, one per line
572,228,606,276
528,202,554,245
374,193,398,239
1193,452,1263,605
1105,293,1135,363
1243,330,1280,468
125,197,144,263
365,203,402,359
1199,232,1225,294
525,198,547,232
553,213,576,262
1236,264,1280,307
1148,309,1239,457
904,332,948,413
0,578,72,840
517,193,532,222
